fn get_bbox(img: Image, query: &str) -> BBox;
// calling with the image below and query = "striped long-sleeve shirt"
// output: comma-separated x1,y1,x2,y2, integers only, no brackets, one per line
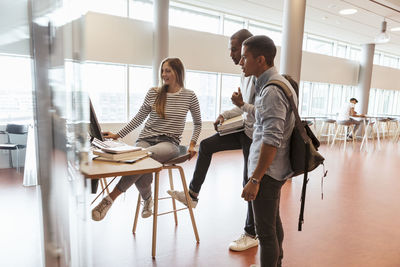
118,87,202,145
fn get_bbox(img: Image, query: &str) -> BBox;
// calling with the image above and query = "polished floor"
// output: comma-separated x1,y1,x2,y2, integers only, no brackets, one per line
1,140,400,267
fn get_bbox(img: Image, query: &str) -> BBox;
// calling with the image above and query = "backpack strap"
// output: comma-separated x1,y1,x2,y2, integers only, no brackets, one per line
262,79,310,231
263,80,311,145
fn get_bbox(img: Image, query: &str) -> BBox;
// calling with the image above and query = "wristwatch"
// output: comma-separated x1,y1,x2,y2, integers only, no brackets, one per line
250,177,260,184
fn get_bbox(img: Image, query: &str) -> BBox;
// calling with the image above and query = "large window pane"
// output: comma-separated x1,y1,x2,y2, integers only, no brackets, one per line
169,2,220,34
248,22,282,46
331,84,344,115
87,0,127,17
129,65,152,118
83,62,127,122
336,44,347,58
223,15,245,37
220,74,241,113
299,81,311,116
129,0,153,22
0,54,33,123
310,83,329,115
306,36,333,56
383,55,398,68
349,47,361,61
186,70,218,121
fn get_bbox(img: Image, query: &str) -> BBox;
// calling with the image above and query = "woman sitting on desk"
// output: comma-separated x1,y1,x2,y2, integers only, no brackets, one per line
92,58,202,221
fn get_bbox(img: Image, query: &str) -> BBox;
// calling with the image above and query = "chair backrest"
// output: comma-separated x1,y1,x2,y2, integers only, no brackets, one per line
6,124,28,134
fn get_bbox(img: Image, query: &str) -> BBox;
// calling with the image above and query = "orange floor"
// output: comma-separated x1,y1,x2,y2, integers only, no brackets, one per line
1,140,400,267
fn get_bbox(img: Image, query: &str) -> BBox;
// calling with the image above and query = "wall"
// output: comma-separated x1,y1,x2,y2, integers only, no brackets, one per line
84,12,400,90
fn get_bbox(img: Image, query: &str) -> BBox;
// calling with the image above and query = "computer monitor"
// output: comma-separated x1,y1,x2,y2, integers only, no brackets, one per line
88,99,101,193
89,99,104,142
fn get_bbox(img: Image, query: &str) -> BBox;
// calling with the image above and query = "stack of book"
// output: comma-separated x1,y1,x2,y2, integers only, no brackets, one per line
217,115,245,136
93,145,150,163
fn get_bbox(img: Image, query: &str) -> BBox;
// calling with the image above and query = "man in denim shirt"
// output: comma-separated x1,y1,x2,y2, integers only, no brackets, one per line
239,35,296,267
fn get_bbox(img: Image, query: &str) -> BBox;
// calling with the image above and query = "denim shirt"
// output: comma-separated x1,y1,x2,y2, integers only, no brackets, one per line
247,67,297,181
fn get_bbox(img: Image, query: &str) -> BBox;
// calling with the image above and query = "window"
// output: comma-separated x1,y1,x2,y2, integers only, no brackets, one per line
305,36,333,56
336,44,347,58
0,54,33,123
129,65,152,118
129,0,153,22
220,74,241,113
87,0,128,17
383,55,398,68
309,83,329,115
186,70,218,121
299,81,311,116
169,2,220,34
349,47,360,61
223,15,245,37
248,21,282,46
83,62,127,122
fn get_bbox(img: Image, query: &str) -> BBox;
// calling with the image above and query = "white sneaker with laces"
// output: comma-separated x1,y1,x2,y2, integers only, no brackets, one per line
92,195,113,221
228,234,259,251
167,190,198,208
141,196,153,218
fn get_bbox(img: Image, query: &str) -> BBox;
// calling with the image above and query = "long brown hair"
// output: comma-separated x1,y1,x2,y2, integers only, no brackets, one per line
154,58,185,118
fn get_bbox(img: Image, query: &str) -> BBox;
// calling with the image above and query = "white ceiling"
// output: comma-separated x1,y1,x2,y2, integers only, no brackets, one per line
2,0,400,56
179,0,400,55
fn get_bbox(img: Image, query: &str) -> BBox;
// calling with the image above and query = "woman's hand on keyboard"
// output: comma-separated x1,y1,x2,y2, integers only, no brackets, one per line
102,131,119,140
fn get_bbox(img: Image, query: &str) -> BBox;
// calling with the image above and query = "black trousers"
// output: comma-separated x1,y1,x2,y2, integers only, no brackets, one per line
189,131,256,236
252,175,286,267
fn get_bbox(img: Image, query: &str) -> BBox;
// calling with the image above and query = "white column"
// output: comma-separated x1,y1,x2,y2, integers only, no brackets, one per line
357,43,375,114
279,0,306,84
153,0,169,86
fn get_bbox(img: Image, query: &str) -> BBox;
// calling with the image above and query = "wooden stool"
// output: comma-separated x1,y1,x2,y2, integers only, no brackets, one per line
317,118,336,145
132,145,199,258
331,120,356,150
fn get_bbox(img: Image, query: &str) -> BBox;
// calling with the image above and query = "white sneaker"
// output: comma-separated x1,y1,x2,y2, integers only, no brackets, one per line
167,190,198,208
92,195,113,221
228,234,259,251
141,196,153,218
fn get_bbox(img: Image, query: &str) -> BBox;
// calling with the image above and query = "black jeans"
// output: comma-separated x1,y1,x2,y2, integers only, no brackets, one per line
189,131,255,236
252,175,286,267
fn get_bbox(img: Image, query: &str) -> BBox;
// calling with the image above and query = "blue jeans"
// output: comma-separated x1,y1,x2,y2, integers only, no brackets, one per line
188,131,256,236
252,175,286,267
116,136,179,199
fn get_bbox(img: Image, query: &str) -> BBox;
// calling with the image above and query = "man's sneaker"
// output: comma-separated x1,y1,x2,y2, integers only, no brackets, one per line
228,234,259,251
141,196,153,218
92,195,113,221
167,190,198,208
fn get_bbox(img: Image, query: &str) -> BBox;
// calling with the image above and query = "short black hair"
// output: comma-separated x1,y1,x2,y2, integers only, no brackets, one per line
230,29,253,45
242,35,276,66
350,98,358,103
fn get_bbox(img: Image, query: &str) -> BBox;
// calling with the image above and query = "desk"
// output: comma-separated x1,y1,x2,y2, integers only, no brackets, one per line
81,157,163,256
81,157,162,179
351,116,381,151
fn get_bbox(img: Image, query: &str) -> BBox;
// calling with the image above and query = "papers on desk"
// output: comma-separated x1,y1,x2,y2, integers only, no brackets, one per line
217,115,245,136
92,138,141,153
93,148,149,160
93,151,151,164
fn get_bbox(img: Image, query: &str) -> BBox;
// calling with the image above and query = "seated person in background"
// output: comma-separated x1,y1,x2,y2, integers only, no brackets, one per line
338,97,364,137
92,57,202,221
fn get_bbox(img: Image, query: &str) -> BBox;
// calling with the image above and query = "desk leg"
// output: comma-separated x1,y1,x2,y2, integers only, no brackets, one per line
152,171,160,258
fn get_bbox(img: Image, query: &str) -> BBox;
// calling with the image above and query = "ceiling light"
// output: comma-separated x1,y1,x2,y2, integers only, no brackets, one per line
339,8,358,15
375,20,390,44
391,27,400,32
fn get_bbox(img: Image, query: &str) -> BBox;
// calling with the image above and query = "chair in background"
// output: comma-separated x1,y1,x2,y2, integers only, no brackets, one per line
317,118,337,145
0,124,28,172
132,145,199,258
331,120,356,150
